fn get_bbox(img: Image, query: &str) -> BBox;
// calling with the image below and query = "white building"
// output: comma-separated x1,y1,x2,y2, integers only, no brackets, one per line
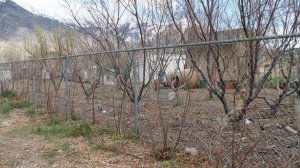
134,54,187,84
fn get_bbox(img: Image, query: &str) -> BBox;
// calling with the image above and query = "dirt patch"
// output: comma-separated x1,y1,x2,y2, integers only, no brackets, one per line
9,80,300,167
0,109,30,133
0,109,217,168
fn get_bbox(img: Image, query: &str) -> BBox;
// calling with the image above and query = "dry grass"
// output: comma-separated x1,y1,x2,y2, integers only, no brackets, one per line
0,105,218,168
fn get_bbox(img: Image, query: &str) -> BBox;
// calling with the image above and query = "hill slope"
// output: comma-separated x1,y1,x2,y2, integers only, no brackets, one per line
0,0,62,39
0,0,66,61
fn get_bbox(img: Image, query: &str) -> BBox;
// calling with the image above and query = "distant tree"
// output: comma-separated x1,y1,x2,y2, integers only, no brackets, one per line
24,25,78,113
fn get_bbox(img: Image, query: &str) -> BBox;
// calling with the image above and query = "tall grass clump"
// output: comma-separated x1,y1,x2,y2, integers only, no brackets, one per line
26,107,36,118
34,125,66,138
1,90,16,99
13,100,31,109
0,103,13,115
68,122,92,141
49,115,60,126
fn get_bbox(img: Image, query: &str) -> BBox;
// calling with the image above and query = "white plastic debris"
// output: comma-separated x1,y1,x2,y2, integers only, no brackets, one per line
285,125,298,134
245,118,254,124
184,147,198,156
97,106,107,113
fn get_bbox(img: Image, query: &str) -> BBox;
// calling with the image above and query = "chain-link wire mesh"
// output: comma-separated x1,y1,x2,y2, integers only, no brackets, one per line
0,35,300,167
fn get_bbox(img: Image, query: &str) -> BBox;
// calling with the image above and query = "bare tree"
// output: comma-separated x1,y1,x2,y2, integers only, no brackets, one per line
25,26,77,114
237,0,300,119
165,0,300,120
64,0,177,132
166,0,234,114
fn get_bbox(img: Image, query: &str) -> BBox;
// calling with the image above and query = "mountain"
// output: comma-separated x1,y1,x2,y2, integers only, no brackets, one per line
0,0,66,62
0,0,63,39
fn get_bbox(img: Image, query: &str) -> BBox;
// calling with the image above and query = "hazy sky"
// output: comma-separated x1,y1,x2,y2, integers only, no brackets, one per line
13,0,70,21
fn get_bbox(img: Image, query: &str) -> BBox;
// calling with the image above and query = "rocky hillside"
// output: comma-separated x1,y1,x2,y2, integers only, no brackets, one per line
0,0,63,39
0,0,66,61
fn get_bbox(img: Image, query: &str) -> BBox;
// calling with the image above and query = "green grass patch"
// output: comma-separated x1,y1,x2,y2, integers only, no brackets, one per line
26,107,36,118
1,90,16,99
49,115,60,126
13,100,31,109
67,122,92,141
0,103,13,115
33,118,93,141
33,125,67,138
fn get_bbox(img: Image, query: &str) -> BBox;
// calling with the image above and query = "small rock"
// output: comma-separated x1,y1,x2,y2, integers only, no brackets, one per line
184,147,198,156
276,123,283,129
245,118,254,124
285,125,298,134
260,124,272,130
97,106,107,113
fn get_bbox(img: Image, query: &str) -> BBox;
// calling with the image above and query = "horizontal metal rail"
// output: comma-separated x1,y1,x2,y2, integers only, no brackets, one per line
1,32,300,64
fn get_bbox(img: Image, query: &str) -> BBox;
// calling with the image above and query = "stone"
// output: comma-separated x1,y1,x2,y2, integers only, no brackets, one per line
184,147,198,156
285,125,298,134
97,106,107,113
158,89,175,101
276,123,283,129
245,118,254,124
260,124,272,130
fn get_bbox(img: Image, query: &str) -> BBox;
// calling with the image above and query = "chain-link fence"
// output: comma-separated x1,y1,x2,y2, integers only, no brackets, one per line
0,34,300,167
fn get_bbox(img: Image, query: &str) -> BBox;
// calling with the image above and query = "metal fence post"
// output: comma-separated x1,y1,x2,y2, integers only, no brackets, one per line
0,81,2,95
0,66,3,95
132,51,140,134
63,58,71,118
32,62,37,104
11,62,15,91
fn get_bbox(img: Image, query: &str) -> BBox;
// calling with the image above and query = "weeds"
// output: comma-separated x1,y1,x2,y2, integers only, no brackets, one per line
68,122,92,141
1,90,16,99
13,100,31,109
33,118,93,142
49,115,60,126
34,125,66,138
0,92,33,116
0,103,13,115
26,107,36,118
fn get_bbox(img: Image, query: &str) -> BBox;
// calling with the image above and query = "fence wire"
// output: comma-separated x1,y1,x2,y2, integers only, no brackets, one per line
0,34,300,167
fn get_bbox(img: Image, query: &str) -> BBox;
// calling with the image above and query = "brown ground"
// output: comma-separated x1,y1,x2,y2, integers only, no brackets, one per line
0,108,218,168
5,80,300,167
